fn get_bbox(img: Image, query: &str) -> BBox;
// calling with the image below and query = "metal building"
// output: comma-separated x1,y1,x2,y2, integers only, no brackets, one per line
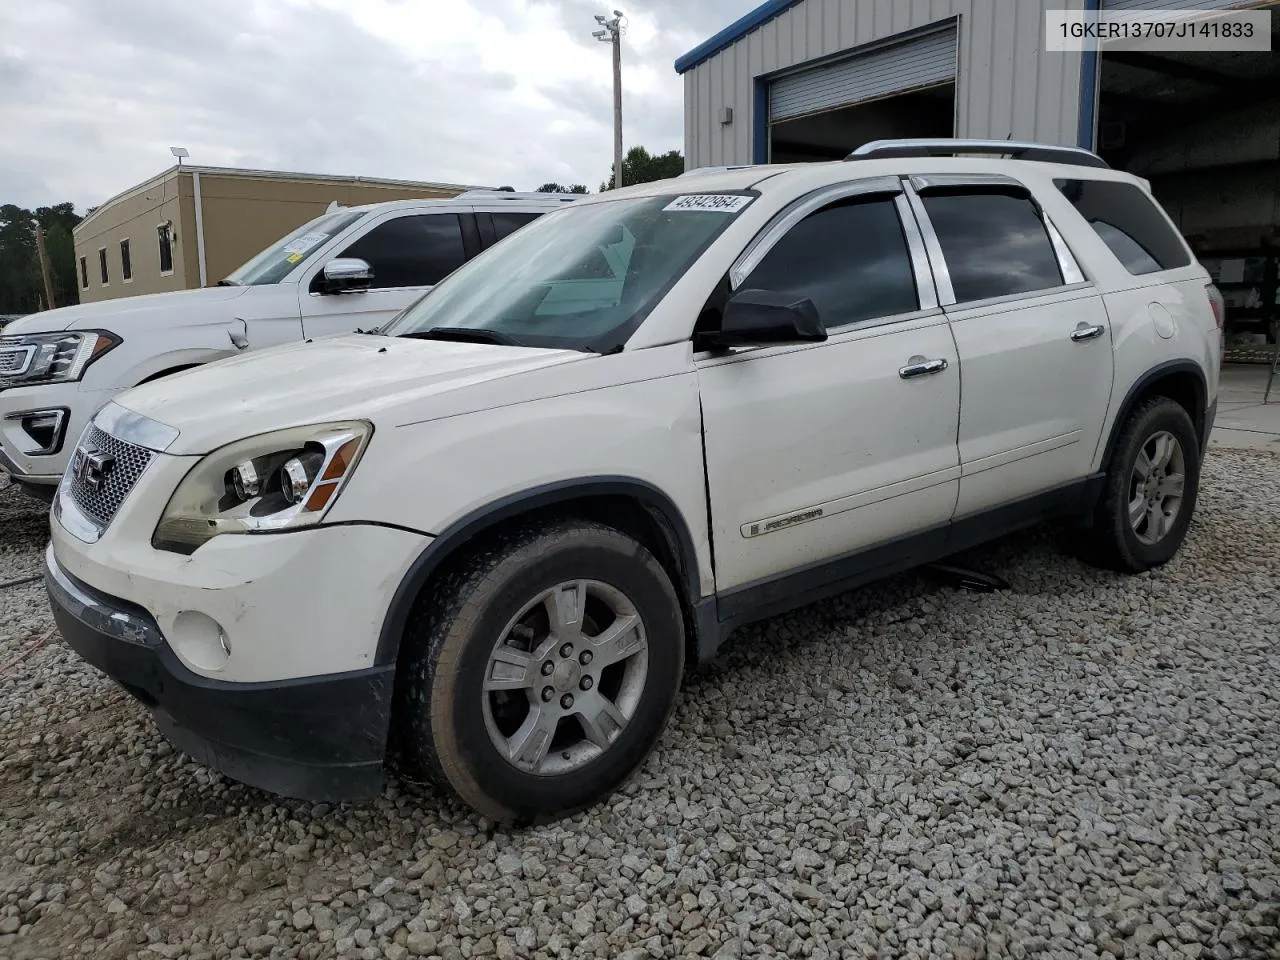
677,0,1280,340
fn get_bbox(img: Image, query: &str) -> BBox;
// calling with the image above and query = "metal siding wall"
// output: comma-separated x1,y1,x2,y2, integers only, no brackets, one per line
1103,0,1255,10
681,0,1088,167
770,28,959,121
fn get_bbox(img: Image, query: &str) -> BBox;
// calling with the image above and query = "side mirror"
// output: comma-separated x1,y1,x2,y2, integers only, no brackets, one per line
322,258,373,294
699,289,827,350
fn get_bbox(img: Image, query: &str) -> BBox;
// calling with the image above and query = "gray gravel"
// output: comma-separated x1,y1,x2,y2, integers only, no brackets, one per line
1,453,1278,960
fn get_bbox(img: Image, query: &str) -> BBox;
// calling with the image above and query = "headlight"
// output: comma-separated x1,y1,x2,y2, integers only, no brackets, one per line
152,421,372,554
0,331,121,387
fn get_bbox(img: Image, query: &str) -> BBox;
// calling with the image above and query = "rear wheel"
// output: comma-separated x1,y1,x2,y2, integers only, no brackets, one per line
1086,396,1201,572
393,520,685,823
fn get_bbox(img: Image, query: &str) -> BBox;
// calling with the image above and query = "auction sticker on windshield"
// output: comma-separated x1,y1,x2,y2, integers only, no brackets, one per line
282,232,332,255
663,194,754,213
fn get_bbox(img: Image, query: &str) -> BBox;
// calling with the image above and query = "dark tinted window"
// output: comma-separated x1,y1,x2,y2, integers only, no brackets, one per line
742,197,918,327
79,257,88,289
492,211,541,241
157,224,173,273
338,214,466,288
1055,178,1190,275
921,191,1063,302
120,239,132,281
98,248,109,284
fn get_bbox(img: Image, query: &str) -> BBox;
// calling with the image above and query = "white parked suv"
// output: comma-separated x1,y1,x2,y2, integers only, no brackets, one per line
0,191,578,500
44,140,1223,823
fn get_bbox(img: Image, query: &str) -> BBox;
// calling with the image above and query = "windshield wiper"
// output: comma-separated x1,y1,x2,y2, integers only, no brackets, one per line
216,279,239,287
400,327,524,347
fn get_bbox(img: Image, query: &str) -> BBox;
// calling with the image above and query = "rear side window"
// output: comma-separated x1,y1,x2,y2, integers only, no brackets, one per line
337,214,467,289
920,190,1063,303
1054,179,1190,275
742,197,919,328
492,211,541,241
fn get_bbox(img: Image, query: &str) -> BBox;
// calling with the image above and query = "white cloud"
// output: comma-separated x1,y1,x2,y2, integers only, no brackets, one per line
0,0,751,210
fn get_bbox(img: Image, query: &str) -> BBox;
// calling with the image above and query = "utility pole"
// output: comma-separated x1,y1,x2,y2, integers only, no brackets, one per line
33,220,56,311
594,11,625,189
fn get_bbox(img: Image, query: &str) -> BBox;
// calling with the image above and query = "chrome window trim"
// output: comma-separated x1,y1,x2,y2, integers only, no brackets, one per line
1043,214,1086,285
894,193,939,311
93,401,179,453
729,176,903,290
901,183,956,305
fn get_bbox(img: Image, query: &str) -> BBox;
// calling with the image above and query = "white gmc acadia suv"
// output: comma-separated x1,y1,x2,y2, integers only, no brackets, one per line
0,191,577,500
43,140,1224,823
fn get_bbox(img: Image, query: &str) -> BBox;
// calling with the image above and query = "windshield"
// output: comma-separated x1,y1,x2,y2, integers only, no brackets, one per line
381,192,754,353
223,210,365,286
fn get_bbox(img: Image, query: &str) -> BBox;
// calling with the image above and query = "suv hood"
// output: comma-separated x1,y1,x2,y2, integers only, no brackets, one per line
113,334,589,455
2,285,251,335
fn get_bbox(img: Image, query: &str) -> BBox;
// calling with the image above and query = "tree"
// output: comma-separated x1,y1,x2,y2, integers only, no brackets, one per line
0,202,82,314
535,183,589,194
600,147,685,191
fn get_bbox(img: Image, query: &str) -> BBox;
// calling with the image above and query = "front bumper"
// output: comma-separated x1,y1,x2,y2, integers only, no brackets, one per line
0,381,115,488
45,545,393,801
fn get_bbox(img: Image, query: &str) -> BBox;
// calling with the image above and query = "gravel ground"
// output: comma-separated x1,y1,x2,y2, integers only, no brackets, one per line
1,453,1278,960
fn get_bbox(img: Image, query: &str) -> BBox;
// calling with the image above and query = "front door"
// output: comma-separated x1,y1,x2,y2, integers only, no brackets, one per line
905,178,1115,516
300,210,477,338
697,185,962,594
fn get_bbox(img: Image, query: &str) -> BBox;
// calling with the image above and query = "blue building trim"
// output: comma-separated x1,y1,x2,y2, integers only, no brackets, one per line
674,0,806,75
753,78,769,163
1077,0,1101,149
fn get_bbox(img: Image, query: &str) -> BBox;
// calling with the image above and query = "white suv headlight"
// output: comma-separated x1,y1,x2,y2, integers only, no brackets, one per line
153,421,372,554
0,331,121,387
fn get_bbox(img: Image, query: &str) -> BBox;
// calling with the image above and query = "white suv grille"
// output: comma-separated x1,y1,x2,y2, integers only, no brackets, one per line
66,425,155,528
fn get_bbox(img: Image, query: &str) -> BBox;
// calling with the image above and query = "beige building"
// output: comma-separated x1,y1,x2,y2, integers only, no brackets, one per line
72,166,483,303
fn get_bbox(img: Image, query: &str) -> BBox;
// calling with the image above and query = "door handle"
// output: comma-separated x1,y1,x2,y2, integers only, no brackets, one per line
899,357,949,379
1071,323,1106,342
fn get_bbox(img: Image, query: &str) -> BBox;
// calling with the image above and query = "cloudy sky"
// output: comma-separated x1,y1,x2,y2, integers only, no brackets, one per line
0,0,749,211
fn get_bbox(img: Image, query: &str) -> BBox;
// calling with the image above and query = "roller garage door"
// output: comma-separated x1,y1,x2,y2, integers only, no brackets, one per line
769,25,958,123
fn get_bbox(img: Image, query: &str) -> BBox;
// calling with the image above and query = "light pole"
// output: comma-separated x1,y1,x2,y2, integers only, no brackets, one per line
593,11,625,189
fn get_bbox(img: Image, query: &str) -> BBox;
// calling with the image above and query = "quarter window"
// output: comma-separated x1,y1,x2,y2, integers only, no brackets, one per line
98,247,109,285
1054,178,1191,276
157,224,174,274
741,196,919,328
336,214,467,289
120,239,132,281
920,190,1064,303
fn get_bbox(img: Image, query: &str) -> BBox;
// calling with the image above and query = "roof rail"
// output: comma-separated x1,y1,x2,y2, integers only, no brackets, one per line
678,165,761,177
455,189,582,202
846,138,1110,169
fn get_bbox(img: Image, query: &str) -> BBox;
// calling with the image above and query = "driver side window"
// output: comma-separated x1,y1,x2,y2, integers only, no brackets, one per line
740,196,920,330
331,214,466,290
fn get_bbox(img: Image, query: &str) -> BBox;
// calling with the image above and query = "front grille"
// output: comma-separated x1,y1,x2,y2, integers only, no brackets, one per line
67,425,154,527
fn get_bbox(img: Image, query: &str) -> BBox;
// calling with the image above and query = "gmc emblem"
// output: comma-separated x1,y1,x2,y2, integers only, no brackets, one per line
72,448,115,492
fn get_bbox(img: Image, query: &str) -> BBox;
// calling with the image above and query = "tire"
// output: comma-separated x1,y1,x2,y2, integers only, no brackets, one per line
1086,396,1201,573
392,519,685,823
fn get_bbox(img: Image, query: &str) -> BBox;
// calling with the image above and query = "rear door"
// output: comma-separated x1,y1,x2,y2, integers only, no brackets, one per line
300,209,480,338
904,175,1114,517
698,179,962,594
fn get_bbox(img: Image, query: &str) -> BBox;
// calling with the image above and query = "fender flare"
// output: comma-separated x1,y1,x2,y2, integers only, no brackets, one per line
373,476,708,665
1098,359,1208,473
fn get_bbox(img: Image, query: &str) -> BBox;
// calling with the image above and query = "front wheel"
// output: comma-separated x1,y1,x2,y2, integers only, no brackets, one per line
1086,396,1201,572
392,520,685,823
